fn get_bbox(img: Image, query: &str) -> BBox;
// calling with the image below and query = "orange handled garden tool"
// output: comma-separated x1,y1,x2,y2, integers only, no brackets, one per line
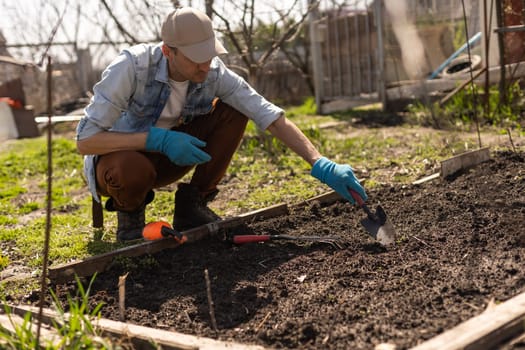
142,221,187,244
349,189,397,246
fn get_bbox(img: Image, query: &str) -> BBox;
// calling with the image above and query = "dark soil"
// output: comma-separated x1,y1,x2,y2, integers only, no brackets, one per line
54,150,525,349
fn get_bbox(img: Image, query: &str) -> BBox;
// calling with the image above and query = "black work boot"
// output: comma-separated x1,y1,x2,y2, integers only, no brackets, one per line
109,190,155,242
117,207,145,241
173,183,222,231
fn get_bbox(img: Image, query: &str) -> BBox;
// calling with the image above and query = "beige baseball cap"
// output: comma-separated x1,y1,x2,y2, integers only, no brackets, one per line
161,7,228,63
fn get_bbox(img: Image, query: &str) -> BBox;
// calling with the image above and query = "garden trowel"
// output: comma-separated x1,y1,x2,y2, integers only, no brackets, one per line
349,190,397,246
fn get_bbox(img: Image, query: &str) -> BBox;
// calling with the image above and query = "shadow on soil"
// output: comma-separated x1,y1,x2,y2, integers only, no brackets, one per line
77,236,336,330
332,109,405,128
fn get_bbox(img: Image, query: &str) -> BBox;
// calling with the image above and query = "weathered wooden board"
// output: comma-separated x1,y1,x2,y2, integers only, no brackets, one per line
412,172,440,185
34,115,83,124
294,190,342,208
48,203,289,284
8,304,267,350
0,313,61,347
440,147,490,178
410,291,525,350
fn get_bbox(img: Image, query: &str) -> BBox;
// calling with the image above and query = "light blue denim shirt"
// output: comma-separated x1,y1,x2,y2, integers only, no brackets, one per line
76,43,284,202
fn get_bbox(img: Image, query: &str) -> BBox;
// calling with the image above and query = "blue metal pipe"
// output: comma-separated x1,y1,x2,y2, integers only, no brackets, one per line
428,31,482,80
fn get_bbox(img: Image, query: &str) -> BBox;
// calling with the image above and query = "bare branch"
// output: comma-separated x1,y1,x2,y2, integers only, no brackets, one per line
51,2,76,61
257,1,316,66
99,0,138,44
212,9,251,69
211,0,317,89
38,0,69,65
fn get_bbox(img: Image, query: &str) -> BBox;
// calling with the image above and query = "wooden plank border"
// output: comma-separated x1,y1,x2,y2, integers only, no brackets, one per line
8,305,267,350
293,190,342,208
410,291,525,350
49,189,348,284
440,147,491,178
49,203,289,283
0,313,61,347
412,172,440,185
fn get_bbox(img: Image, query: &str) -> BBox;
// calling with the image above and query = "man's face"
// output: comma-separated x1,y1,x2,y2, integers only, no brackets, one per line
163,45,212,83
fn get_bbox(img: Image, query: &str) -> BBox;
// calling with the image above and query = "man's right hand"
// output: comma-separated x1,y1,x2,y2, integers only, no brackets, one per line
145,127,211,166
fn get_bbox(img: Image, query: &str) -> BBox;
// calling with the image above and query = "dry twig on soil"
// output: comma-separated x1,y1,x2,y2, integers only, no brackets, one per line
204,268,218,332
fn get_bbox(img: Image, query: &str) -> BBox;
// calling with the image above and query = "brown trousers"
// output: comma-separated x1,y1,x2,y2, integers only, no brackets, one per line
95,101,248,212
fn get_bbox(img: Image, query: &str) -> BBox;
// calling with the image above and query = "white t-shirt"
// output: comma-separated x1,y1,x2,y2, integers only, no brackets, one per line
155,79,189,129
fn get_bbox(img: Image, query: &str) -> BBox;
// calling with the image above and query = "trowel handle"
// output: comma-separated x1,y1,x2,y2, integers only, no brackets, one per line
349,189,375,218
348,189,365,206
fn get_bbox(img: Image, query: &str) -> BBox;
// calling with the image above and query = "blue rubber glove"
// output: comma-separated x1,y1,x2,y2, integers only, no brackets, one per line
311,157,367,204
145,127,211,166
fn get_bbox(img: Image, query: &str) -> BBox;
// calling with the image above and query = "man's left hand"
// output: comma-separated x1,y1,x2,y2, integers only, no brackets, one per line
311,157,368,204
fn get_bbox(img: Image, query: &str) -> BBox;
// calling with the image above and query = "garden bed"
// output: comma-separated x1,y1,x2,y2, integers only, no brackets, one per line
54,150,525,349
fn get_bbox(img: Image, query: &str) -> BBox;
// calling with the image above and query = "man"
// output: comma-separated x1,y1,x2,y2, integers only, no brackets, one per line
76,7,367,241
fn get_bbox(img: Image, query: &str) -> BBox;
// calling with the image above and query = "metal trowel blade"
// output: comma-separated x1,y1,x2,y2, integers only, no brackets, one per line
360,205,396,246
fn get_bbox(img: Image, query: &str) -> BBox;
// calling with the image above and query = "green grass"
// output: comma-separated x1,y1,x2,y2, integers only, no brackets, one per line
0,276,120,349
